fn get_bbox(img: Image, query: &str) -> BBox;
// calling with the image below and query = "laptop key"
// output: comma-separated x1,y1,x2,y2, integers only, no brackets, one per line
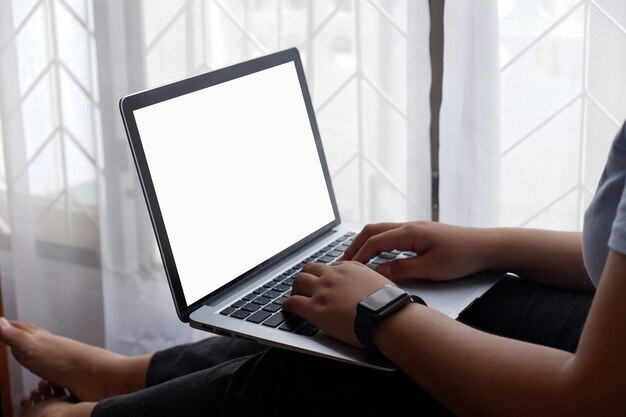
263,290,281,299
318,255,334,263
252,296,272,305
262,311,290,328
279,315,306,332
231,300,246,308
296,324,319,337
242,292,256,301
274,283,290,292
274,296,287,306
262,303,281,313
327,250,343,258
220,307,236,316
230,310,251,320
246,310,272,324
241,302,262,312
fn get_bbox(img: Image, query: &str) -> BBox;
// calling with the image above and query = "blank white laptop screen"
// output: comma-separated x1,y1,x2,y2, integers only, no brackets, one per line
133,62,335,305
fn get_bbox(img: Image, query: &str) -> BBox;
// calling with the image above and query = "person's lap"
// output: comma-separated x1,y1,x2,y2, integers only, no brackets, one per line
458,274,591,353
92,276,593,417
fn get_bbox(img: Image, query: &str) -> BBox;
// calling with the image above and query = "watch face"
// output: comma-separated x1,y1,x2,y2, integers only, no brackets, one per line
360,285,408,312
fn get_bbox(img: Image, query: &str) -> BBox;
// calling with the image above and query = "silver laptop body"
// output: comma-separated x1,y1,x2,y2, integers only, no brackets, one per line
119,47,503,371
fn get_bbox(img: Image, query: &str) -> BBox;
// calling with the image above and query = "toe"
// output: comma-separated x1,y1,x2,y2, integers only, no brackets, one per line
10,320,40,333
0,317,12,341
20,395,31,410
49,384,67,399
0,317,24,346
38,381,56,401
30,388,43,404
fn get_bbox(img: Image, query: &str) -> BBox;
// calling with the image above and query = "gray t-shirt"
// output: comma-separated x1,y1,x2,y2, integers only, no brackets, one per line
583,121,626,287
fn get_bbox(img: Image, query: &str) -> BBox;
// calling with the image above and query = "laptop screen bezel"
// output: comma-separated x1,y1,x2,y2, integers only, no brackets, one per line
119,48,341,322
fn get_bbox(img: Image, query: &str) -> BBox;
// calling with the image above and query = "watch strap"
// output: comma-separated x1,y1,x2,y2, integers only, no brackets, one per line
354,303,381,352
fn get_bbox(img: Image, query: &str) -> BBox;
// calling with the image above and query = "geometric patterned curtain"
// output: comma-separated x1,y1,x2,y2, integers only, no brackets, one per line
499,0,626,230
140,0,429,224
0,0,100,249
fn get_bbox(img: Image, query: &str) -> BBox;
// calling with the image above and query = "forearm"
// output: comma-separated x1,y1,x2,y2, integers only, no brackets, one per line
479,228,593,292
374,304,575,417
374,251,626,417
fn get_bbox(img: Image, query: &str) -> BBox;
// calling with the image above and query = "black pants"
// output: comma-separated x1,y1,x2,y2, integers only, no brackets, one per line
92,276,592,416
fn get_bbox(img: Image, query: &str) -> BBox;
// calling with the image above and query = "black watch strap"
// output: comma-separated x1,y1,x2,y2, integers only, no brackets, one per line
354,305,381,352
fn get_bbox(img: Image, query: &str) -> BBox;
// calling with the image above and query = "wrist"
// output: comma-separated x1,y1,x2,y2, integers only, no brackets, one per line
371,302,425,354
476,227,503,272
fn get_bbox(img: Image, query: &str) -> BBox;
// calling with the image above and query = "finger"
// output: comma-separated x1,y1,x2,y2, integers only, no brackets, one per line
340,223,401,260
351,226,418,264
375,258,426,280
282,294,313,319
300,262,328,275
291,272,319,297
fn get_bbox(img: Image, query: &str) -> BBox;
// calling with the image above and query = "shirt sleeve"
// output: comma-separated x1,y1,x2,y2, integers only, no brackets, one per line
608,177,626,257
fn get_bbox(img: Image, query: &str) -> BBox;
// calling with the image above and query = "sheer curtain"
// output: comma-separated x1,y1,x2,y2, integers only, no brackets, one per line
439,0,501,227
498,0,626,230
0,0,431,406
440,0,626,230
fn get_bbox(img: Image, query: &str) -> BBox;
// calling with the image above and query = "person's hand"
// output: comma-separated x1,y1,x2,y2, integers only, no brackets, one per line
282,261,392,347
341,221,490,281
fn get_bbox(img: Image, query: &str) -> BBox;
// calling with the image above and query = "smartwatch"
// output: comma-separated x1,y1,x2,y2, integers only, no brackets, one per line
354,285,426,354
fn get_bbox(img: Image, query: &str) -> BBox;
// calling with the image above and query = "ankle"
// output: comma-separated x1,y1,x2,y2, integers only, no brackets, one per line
108,354,151,396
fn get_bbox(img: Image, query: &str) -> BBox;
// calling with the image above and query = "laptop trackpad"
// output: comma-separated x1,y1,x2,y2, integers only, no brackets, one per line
397,271,504,319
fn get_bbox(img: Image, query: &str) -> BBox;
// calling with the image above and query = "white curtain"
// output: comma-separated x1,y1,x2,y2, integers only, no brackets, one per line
0,0,431,408
441,0,626,229
498,0,626,230
439,0,501,227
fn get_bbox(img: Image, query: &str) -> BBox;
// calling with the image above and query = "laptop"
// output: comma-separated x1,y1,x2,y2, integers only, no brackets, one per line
119,47,504,371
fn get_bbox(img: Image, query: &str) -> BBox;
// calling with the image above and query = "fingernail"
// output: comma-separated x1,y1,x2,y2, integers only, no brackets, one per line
0,317,10,329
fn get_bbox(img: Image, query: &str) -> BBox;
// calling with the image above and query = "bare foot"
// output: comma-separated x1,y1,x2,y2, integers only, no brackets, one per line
0,317,151,402
20,380,95,417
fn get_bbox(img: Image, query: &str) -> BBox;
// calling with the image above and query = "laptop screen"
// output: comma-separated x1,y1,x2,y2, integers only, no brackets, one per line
132,61,336,306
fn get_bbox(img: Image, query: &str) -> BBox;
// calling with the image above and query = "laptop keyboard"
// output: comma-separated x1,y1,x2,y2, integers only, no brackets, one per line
219,231,417,337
